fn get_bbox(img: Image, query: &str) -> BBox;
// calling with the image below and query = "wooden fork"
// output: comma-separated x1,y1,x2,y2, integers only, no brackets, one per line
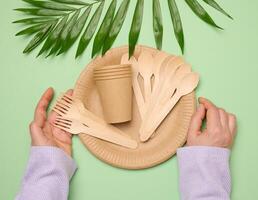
54,117,137,149
52,94,137,149
53,94,105,125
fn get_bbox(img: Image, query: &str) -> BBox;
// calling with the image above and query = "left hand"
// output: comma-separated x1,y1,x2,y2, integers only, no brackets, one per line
29,87,73,156
186,97,237,149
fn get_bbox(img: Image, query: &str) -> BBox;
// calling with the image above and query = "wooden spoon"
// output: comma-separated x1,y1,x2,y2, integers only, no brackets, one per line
160,64,192,105
152,51,170,92
144,64,191,126
140,72,199,141
151,55,176,96
144,56,184,120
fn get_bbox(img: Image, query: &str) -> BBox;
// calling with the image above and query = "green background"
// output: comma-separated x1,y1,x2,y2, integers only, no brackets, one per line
1,0,257,199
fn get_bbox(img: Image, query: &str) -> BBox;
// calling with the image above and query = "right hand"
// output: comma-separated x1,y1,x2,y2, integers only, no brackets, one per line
187,97,237,149
29,88,73,156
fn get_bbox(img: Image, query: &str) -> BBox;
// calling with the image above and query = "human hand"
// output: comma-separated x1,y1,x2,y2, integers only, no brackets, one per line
29,88,73,156
187,97,237,149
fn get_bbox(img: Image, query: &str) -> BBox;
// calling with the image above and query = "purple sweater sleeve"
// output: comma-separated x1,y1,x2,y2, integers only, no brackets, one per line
16,146,77,200
177,146,231,200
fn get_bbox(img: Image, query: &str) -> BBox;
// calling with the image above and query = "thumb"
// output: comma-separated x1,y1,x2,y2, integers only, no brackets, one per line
188,103,206,137
29,122,47,145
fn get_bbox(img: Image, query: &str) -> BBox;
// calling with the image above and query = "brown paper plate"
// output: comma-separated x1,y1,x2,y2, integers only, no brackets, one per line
73,45,195,170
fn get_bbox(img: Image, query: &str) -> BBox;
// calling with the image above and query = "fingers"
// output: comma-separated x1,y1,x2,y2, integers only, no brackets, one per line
228,114,237,136
52,128,72,144
34,87,54,127
188,104,206,136
218,109,229,129
48,89,73,123
199,97,221,130
65,89,73,96
199,97,216,109
29,122,47,145
200,97,237,134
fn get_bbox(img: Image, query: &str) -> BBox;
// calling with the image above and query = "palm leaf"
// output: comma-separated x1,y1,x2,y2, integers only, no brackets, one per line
16,23,48,36
91,0,117,58
152,0,163,50
23,22,56,53
50,0,89,5
37,15,69,56
22,0,76,11
48,9,80,56
14,0,233,58
13,17,56,24
102,0,130,55
76,1,104,58
58,6,92,54
202,0,233,19
185,0,222,29
15,8,67,16
56,9,81,55
128,0,144,58
168,0,184,53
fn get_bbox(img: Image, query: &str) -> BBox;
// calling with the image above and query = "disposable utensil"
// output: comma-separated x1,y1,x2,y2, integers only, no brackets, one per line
53,94,137,149
73,45,196,169
150,56,182,101
137,51,154,103
159,64,191,104
142,64,191,136
121,53,146,118
55,117,137,149
145,56,183,120
53,94,106,126
152,51,170,92
140,72,199,141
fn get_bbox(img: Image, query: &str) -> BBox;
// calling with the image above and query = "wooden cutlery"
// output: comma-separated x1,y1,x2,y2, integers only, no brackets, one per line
121,53,146,119
137,51,154,103
121,50,199,142
55,117,137,149
140,72,199,141
53,50,199,148
53,94,138,149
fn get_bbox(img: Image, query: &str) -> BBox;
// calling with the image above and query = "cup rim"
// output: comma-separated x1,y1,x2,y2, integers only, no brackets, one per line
94,68,131,74
94,67,131,73
94,75,132,81
94,74,132,79
94,71,132,77
94,64,131,71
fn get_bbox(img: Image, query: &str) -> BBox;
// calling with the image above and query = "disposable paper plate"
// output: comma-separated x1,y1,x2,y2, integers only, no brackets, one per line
73,45,195,169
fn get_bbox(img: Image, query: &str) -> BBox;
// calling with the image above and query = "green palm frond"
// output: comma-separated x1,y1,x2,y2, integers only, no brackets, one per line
14,0,233,59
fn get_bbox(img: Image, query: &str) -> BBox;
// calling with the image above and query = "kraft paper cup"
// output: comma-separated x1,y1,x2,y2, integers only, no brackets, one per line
94,69,131,76
94,64,131,72
94,66,131,73
94,75,132,81
94,71,132,79
95,75,132,124
94,64,131,80
94,69,132,78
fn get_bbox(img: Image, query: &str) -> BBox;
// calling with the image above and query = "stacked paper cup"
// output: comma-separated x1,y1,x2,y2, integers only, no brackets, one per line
94,64,132,124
